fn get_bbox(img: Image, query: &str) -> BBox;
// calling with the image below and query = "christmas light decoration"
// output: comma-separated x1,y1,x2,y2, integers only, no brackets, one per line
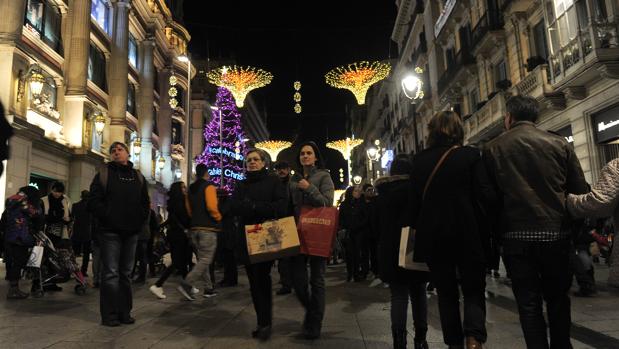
195,87,247,192
207,65,273,107
293,80,302,114
327,137,364,185
325,61,391,105
168,87,178,97
255,140,292,162
168,74,179,108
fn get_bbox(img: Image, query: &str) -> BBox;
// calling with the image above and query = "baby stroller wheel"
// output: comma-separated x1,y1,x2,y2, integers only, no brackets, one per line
74,284,86,295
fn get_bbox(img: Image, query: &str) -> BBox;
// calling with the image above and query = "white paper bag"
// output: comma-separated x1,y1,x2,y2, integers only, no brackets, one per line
27,245,44,268
398,227,429,272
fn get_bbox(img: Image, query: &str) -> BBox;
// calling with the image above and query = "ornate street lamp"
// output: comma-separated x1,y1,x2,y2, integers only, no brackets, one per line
133,138,142,155
402,67,425,153
93,111,106,135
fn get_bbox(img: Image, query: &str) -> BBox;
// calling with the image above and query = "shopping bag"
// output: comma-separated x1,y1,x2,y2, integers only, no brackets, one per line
398,227,429,271
27,245,44,268
245,216,300,264
298,206,339,257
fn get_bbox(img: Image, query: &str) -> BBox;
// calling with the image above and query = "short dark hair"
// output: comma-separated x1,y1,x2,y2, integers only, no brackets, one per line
389,154,412,176
426,110,464,148
51,181,65,193
296,141,325,169
506,95,539,123
109,141,129,154
195,163,209,178
274,161,290,170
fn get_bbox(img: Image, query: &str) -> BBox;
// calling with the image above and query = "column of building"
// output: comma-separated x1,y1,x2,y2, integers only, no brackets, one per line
108,0,130,143
138,36,155,181
158,67,173,187
0,0,26,108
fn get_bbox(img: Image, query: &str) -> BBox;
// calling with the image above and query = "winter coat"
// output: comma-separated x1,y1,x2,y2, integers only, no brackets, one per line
338,198,368,237
410,145,497,264
71,199,92,242
289,166,335,216
41,194,72,239
1,193,44,246
375,175,429,283
568,158,619,286
230,168,287,264
87,161,150,234
484,121,588,237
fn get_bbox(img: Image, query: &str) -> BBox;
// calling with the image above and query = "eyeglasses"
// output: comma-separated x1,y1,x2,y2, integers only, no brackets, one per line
247,157,262,162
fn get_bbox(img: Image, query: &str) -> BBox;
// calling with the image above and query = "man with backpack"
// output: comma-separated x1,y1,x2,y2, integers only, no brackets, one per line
88,142,150,327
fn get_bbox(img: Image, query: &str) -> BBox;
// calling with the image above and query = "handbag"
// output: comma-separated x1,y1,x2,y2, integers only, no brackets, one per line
297,206,340,257
401,146,459,271
27,245,44,268
245,216,300,264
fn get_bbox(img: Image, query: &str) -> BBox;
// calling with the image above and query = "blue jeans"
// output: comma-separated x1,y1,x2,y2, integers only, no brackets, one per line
99,231,138,322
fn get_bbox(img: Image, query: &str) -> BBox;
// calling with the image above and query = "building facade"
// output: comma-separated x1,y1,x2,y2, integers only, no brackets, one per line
0,0,194,212
358,0,619,184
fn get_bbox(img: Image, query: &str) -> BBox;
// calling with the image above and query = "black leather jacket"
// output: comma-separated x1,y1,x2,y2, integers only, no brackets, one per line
484,121,588,235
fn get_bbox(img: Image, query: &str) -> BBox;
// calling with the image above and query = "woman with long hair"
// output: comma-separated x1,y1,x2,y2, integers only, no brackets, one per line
231,148,287,340
409,111,496,349
289,141,335,340
149,181,192,299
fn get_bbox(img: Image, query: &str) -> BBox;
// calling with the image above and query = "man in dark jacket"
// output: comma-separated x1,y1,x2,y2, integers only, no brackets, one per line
88,142,150,327
178,163,222,300
274,161,293,295
484,95,588,348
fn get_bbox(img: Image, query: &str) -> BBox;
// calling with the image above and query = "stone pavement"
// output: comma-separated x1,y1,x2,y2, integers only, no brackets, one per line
1,261,618,349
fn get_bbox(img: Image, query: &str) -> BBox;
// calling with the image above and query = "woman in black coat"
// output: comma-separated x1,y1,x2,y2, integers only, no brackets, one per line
338,186,367,281
375,154,429,349
230,148,287,341
410,111,496,349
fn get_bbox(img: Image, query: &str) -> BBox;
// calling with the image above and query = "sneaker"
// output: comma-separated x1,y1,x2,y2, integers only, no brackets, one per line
190,287,200,295
176,284,196,301
203,289,218,298
149,285,166,299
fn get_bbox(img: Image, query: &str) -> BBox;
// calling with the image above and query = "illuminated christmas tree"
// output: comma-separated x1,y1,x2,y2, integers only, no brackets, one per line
195,87,246,191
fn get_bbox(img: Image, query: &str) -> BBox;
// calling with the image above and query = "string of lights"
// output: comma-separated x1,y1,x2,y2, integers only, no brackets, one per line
293,80,302,114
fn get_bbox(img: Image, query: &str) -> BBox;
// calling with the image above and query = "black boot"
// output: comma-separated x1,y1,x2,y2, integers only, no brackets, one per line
392,329,407,349
7,286,29,299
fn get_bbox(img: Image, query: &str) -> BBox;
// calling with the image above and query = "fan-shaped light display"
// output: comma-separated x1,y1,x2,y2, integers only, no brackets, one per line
325,61,391,105
207,66,273,107
255,140,292,162
327,137,364,186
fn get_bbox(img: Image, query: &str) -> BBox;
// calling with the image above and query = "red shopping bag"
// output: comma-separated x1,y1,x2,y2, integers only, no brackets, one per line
297,206,339,257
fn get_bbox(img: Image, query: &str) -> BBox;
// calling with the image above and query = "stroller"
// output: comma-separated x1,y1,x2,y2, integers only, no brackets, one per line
26,230,88,297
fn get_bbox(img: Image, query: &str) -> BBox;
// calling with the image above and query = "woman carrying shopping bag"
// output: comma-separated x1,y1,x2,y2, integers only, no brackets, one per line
289,141,335,340
230,148,287,340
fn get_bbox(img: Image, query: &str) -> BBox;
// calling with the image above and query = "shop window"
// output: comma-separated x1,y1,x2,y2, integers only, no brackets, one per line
127,84,136,116
88,43,107,91
24,0,62,53
91,0,110,34
128,35,138,67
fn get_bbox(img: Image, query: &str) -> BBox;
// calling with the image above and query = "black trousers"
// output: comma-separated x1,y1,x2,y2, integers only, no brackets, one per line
100,231,138,322
428,257,487,345
345,233,363,279
245,261,274,327
390,278,428,341
155,235,190,287
291,254,327,328
72,240,91,274
221,248,238,285
134,239,149,279
278,257,292,288
4,243,29,283
503,240,574,349
368,236,379,275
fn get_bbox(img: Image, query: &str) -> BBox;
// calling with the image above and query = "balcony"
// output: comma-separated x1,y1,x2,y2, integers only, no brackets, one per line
437,50,476,97
498,0,529,14
550,20,619,90
513,64,566,110
464,91,506,142
471,12,504,56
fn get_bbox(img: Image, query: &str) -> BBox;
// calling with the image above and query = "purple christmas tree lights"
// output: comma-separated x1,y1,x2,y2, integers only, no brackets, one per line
195,87,247,192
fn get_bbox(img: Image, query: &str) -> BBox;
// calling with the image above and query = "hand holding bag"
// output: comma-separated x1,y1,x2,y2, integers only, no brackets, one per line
297,206,340,257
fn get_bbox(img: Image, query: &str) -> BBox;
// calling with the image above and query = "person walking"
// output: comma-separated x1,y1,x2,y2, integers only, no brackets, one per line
71,190,93,277
485,95,588,348
338,185,368,281
177,164,222,300
88,142,150,327
149,182,192,299
289,141,335,340
274,160,294,295
133,209,159,285
375,154,429,349
1,186,44,299
567,157,619,289
410,111,496,349
230,148,287,340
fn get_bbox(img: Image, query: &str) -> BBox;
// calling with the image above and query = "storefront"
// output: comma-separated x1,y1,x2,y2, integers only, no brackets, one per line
592,104,619,166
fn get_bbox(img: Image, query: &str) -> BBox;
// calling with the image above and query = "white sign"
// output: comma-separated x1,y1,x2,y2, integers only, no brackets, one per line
434,0,457,38
598,120,619,132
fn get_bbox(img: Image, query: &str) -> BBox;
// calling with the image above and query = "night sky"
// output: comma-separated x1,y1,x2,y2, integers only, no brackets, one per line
183,1,397,184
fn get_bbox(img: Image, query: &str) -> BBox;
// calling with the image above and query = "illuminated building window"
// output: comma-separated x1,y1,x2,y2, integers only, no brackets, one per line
24,0,62,53
128,35,138,67
91,0,110,34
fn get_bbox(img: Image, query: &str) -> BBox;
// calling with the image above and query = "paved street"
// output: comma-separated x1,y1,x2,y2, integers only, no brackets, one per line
1,261,618,349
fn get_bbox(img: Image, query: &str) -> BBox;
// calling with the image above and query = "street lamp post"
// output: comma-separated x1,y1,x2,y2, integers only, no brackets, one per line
366,144,380,184
177,55,192,182
401,67,425,153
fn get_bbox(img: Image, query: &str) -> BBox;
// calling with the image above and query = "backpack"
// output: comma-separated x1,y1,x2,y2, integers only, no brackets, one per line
3,194,36,246
98,164,145,192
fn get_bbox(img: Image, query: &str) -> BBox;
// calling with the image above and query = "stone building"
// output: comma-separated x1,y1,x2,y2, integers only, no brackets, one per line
357,0,619,184
0,0,194,212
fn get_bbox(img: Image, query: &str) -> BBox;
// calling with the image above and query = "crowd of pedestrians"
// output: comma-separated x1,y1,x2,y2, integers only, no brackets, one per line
1,95,618,349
